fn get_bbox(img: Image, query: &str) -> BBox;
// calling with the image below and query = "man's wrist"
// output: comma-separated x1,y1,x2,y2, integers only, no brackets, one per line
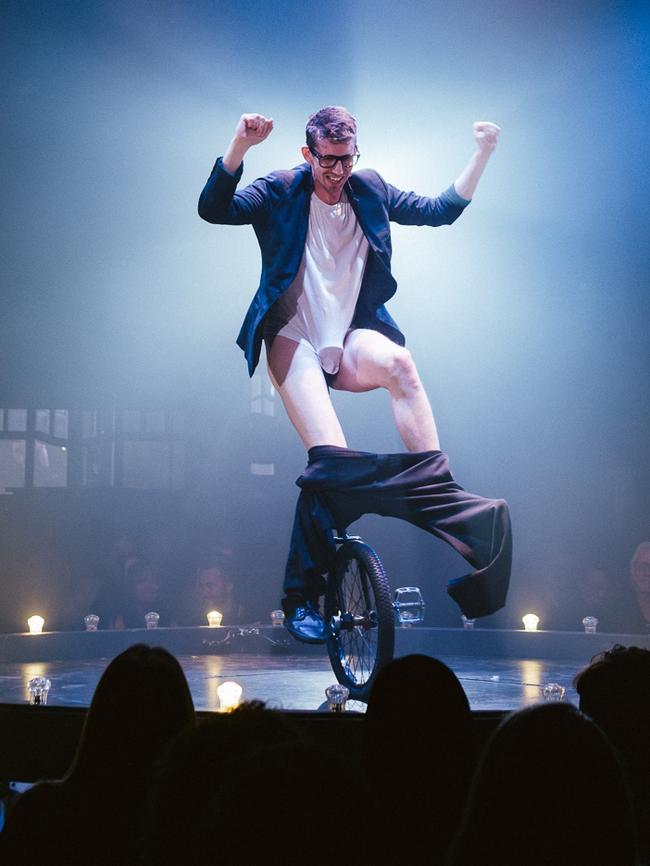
474,146,494,161
222,139,250,174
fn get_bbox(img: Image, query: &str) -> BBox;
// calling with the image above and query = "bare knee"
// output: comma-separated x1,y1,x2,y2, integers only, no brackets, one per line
384,347,422,394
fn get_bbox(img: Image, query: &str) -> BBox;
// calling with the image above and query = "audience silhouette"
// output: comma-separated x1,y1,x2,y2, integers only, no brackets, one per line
141,699,377,865
0,644,195,866
445,701,637,866
363,654,476,865
574,644,650,864
3,644,646,865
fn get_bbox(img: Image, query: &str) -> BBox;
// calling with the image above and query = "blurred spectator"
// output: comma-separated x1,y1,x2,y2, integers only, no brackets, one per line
623,541,650,633
0,644,195,866
574,644,650,864
111,557,171,629
142,700,376,865
503,548,571,631
92,550,141,629
363,655,476,865
173,557,244,626
550,564,626,633
545,544,650,634
445,702,637,866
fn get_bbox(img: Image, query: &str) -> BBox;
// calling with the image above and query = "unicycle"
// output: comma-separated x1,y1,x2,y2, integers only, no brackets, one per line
324,531,395,702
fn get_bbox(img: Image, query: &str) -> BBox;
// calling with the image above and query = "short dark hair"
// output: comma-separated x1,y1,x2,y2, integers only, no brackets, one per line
305,106,357,150
574,643,650,734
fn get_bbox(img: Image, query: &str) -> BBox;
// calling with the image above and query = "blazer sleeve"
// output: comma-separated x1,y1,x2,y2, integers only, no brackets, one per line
198,157,270,226
386,182,471,227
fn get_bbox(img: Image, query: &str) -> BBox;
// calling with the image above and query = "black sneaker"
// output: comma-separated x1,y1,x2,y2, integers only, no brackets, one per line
283,599,326,644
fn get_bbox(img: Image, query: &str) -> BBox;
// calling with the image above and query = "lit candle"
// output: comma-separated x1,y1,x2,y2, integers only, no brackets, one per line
27,615,45,635
217,681,243,711
207,610,223,627
522,613,540,632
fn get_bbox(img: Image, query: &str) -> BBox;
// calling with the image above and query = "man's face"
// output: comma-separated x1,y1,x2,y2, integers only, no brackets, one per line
134,567,160,604
302,137,357,203
631,548,650,593
197,567,227,601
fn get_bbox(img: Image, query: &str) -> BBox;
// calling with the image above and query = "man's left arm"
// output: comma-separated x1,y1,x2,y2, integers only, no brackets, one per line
453,121,500,200
386,121,500,226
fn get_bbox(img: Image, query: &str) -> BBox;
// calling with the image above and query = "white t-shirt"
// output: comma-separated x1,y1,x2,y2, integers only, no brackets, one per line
265,191,369,375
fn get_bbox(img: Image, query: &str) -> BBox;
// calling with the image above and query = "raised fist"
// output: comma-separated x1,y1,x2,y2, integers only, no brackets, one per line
473,121,500,152
234,113,274,146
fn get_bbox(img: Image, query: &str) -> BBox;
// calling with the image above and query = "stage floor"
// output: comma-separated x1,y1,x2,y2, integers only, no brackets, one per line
0,652,582,712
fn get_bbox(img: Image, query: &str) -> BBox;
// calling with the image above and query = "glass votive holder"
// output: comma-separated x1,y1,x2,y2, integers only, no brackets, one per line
582,616,598,634
27,615,45,635
522,613,540,632
325,683,350,713
144,611,160,630
206,610,223,627
394,586,426,626
28,676,51,705
542,682,566,702
84,614,100,631
270,609,285,627
217,681,243,712
461,615,476,630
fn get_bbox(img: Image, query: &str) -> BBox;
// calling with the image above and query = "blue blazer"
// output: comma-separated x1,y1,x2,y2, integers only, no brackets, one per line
198,158,470,376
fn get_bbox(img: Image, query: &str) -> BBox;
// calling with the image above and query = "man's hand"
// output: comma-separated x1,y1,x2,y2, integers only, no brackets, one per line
453,122,501,200
234,113,274,145
223,113,274,174
473,121,500,154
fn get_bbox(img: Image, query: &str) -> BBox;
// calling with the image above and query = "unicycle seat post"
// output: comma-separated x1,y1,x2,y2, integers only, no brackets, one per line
326,528,362,546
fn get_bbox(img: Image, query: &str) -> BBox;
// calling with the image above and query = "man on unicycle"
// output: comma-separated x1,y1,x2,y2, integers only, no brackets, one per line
199,107,511,643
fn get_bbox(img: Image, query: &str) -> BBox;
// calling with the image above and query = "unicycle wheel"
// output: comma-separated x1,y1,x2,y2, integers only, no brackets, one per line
325,539,394,702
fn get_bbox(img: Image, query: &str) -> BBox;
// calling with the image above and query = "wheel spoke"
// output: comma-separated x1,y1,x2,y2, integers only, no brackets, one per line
334,562,378,685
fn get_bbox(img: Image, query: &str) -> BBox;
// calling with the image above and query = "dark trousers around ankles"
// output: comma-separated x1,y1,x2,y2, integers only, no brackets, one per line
283,446,512,620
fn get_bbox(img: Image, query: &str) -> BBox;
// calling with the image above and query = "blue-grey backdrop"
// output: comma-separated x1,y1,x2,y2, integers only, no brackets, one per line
1,0,648,631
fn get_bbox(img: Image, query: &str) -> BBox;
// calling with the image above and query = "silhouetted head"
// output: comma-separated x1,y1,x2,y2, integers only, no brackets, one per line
363,655,474,863
142,701,309,866
574,643,650,760
365,653,472,743
69,644,195,788
446,702,636,866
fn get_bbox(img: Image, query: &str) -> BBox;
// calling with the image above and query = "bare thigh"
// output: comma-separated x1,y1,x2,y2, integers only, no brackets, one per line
266,335,347,449
331,328,409,392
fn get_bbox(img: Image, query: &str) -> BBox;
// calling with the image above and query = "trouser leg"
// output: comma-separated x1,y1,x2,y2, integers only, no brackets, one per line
282,446,512,618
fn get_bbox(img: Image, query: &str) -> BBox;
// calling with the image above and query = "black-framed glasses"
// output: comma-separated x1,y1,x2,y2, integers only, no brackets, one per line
308,147,360,169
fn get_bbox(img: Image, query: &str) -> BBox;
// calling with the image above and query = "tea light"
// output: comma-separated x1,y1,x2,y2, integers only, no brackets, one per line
217,681,243,712
27,615,45,635
522,613,540,632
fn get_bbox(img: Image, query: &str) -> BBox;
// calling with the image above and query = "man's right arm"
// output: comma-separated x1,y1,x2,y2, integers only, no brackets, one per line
198,113,274,225
223,113,273,173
